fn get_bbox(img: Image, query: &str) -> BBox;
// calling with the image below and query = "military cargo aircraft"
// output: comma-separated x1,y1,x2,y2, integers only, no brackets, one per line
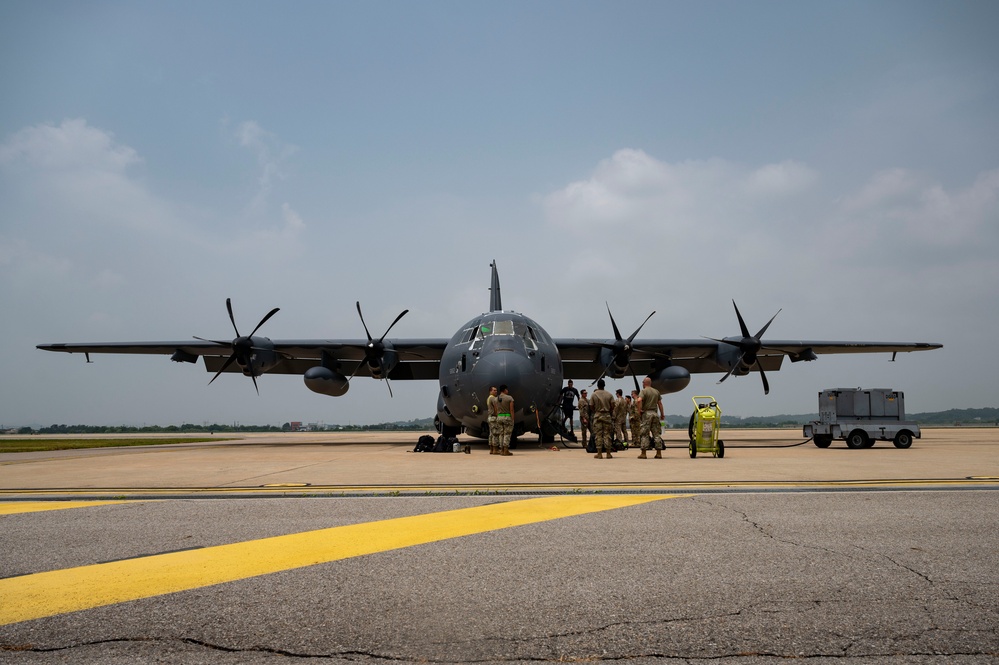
38,261,941,442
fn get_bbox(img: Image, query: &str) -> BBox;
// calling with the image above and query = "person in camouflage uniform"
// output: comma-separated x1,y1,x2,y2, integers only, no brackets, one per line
577,389,591,449
589,379,616,459
636,377,665,459
629,390,642,447
494,385,515,456
613,388,628,446
486,386,499,455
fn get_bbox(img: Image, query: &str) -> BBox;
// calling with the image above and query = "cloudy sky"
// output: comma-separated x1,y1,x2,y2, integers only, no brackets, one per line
1,1,996,428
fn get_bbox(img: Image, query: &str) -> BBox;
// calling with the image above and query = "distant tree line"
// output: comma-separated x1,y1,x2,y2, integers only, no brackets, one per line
19,424,282,435
11,408,996,436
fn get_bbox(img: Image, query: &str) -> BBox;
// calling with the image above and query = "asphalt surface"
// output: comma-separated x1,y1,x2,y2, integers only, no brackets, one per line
1,428,997,664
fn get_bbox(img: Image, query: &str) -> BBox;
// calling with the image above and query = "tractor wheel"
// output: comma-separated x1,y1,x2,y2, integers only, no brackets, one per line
893,430,914,449
813,434,832,448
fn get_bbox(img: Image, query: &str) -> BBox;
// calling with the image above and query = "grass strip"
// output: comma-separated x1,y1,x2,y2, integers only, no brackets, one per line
0,438,234,454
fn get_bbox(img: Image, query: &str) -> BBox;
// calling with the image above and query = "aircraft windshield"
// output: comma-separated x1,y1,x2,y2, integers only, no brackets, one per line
477,320,515,337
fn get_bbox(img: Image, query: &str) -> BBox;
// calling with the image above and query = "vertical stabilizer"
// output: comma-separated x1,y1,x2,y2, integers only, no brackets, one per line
489,260,502,312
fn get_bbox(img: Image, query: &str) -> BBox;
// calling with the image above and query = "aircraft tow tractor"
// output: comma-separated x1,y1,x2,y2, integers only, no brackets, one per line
687,395,725,458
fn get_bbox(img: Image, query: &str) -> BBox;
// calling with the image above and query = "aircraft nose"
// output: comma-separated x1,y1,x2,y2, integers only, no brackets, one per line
473,349,534,397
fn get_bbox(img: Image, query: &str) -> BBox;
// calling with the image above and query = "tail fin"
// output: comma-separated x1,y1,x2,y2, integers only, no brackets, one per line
489,260,502,312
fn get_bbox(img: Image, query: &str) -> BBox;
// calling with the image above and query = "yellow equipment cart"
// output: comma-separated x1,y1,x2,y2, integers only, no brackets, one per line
687,395,725,458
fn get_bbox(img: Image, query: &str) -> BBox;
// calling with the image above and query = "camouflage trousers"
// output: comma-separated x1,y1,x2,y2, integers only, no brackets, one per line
614,417,628,442
592,412,614,454
487,415,497,448
579,413,590,447
638,411,663,451
494,415,513,449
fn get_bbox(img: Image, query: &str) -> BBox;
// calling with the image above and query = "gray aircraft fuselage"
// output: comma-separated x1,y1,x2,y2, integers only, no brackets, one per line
437,311,562,440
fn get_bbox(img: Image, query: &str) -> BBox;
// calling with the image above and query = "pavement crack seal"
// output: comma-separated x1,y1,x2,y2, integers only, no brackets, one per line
849,544,936,585
0,637,410,661
4,637,996,661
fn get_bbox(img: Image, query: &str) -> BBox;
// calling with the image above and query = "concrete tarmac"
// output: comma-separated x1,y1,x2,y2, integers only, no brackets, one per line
2,428,998,495
1,428,997,663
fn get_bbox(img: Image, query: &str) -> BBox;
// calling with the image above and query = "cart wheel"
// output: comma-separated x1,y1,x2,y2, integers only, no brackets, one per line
846,430,869,449
813,434,832,448
716,440,724,458
688,439,697,458
893,430,913,449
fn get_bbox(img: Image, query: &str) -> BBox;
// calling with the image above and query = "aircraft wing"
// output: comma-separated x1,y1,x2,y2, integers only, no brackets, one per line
37,339,450,380
554,338,943,380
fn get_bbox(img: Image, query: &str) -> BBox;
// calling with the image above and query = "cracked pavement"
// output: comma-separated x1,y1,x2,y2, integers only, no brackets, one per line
2,491,997,664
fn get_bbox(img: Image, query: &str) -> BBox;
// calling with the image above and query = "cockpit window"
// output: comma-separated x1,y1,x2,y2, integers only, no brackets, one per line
478,320,515,337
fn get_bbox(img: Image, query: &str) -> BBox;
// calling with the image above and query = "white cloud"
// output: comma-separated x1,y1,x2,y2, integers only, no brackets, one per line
234,120,299,212
832,167,999,257
542,150,817,235
0,118,140,173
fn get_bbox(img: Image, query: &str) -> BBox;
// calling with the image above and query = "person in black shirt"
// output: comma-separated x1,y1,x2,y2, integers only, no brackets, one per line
560,380,580,433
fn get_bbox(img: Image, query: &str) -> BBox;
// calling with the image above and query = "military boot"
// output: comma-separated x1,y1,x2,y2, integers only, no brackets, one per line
489,446,498,455
606,452,613,459
654,450,662,459
501,448,513,456
594,452,603,459
638,450,647,459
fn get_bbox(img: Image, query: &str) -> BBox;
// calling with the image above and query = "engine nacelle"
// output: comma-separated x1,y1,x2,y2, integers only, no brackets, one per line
303,366,349,397
648,366,691,395
715,343,751,376
598,348,629,379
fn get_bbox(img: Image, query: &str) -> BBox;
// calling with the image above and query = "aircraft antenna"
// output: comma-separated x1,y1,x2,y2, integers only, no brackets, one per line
489,260,502,312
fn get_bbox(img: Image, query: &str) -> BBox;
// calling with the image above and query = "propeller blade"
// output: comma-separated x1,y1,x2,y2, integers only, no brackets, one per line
193,336,230,347
589,365,610,387
755,312,781,340
626,311,656,345
379,309,410,343
606,303,624,342
248,307,280,338
732,300,750,339
758,360,770,395
356,301,373,342
717,355,744,385
208,353,239,385
226,298,240,337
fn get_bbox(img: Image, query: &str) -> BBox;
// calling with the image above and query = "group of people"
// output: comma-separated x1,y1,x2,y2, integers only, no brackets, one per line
484,377,666,460
561,378,666,459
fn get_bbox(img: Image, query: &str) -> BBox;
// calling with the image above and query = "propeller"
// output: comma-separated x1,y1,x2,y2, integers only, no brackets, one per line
591,303,656,391
194,298,280,395
351,301,409,397
708,300,782,394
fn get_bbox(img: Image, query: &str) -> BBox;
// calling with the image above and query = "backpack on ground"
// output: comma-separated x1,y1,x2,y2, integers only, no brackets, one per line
432,436,453,453
414,434,435,452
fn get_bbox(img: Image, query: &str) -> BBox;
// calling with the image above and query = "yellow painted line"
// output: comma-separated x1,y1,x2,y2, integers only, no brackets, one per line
0,494,682,626
0,501,132,515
